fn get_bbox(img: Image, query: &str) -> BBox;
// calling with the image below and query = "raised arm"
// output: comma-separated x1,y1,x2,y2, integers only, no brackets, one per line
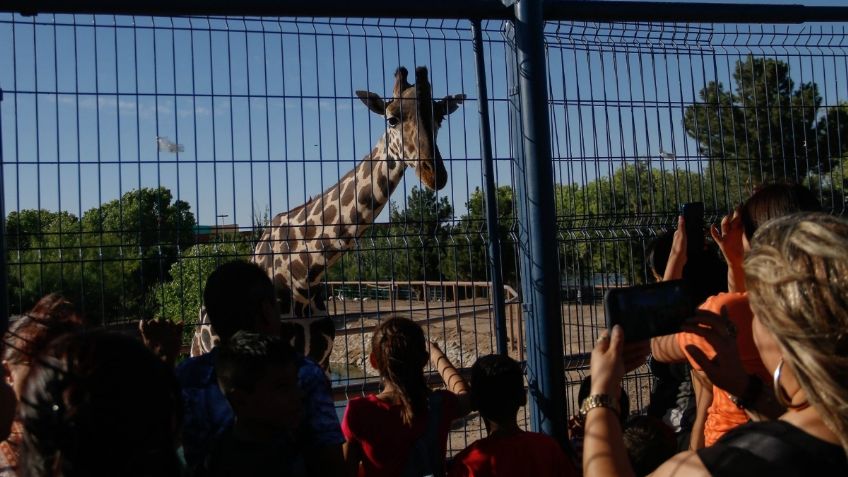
584,326,712,477
663,215,688,282
710,208,746,293
429,341,473,416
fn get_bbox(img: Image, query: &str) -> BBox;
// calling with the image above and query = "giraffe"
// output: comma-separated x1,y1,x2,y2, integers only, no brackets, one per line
190,66,465,368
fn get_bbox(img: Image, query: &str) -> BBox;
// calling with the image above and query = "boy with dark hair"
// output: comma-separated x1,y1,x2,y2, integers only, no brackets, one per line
176,261,344,476
199,332,306,477
448,354,577,477
622,415,677,476
203,262,279,341
568,374,630,463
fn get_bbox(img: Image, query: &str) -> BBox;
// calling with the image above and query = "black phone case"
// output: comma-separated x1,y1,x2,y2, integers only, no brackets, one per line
604,280,696,342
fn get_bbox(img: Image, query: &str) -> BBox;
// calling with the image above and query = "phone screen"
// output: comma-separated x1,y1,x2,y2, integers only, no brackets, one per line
604,280,695,342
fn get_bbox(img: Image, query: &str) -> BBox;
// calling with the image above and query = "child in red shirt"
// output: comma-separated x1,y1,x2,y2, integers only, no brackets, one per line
342,317,472,477
449,354,577,477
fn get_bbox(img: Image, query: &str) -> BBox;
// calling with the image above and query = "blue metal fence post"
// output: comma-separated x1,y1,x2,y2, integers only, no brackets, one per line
0,88,7,333
509,0,567,442
471,19,508,355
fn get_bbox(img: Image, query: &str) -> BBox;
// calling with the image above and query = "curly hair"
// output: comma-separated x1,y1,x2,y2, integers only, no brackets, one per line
370,317,429,427
744,212,848,454
4,293,84,366
216,331,298,393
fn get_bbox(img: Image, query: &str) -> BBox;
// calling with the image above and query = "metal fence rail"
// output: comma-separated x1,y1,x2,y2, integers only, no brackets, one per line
2,0,848,452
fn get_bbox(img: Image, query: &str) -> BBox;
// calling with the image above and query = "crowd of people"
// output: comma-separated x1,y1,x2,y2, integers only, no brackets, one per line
0,183,845,476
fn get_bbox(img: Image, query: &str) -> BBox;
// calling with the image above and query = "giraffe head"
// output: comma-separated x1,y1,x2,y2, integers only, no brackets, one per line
355,66,465,190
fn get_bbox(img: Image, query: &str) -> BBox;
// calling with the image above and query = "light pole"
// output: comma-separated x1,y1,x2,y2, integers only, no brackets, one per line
215,214,228,242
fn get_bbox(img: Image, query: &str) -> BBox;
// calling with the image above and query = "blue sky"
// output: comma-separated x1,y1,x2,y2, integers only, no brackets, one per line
1,3,847,228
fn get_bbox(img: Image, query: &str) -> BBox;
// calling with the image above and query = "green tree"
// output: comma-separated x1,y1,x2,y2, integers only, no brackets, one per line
384,187,453,281
684,56,848,206
447,186,518,287
6,187,197,323
804,155,848,214
557,162,706,285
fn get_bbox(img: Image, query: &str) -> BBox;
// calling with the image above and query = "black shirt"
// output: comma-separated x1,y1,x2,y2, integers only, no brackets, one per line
698,419,847,476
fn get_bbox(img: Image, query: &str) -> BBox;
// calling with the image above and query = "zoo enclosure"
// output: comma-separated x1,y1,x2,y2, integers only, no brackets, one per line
3,0,848,450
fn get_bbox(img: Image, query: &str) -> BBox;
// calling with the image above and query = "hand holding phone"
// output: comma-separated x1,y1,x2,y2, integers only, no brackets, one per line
604,280,696,342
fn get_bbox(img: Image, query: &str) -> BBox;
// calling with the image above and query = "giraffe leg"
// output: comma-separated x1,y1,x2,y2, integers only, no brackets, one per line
279,315,336,370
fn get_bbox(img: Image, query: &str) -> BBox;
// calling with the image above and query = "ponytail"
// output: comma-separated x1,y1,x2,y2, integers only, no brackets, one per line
371,317,429,426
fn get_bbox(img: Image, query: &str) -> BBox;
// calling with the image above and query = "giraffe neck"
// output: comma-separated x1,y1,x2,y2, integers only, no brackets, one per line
254,134,407,309
313,134,407,264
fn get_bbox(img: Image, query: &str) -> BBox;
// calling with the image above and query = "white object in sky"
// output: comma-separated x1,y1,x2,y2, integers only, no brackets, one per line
156,136,185,153
659,148,676,160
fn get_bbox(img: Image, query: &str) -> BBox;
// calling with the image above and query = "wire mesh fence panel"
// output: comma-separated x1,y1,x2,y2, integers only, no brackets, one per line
544,20,848,416
3,6,848,452
0,13,522,453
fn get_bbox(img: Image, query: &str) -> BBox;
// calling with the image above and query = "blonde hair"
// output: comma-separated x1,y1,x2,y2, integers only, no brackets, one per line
744,212,848,454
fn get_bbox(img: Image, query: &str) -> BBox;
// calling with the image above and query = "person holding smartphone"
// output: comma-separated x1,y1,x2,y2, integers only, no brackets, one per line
583,212,848,476
650,184,822,448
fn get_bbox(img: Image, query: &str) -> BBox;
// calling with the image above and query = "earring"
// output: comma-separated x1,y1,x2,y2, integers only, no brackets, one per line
773,357,808,410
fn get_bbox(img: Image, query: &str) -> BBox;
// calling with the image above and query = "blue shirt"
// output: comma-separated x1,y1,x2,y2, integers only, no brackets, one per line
176,348,344,469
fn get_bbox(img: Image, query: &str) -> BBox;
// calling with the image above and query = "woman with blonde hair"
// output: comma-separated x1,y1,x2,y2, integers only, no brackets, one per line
584,212,848,476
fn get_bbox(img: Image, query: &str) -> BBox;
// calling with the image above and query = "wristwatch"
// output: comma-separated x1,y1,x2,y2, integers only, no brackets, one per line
728,374,763,409
579,394,620,420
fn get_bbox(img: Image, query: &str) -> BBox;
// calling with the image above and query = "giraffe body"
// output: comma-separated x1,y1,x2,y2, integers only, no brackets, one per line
190,66,465,368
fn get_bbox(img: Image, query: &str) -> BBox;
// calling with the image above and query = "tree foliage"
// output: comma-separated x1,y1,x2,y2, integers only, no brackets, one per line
446,186,518,286
684,56,848,205
6,187,196,323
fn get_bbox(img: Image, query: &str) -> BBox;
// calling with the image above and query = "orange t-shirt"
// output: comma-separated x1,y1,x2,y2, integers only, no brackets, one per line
676,292,770,447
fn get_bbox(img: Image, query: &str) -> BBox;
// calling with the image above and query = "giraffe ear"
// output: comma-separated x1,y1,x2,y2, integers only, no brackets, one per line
435,94,466,119
356,90,386,116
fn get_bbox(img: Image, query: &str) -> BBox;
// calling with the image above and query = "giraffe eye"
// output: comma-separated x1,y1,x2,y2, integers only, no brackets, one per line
386,116,399,128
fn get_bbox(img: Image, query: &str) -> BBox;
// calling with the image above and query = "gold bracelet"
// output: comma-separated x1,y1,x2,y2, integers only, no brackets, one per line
579,394,620,420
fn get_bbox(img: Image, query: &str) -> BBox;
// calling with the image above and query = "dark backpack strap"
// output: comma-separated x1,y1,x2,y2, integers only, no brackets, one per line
700,422,827,475
722,429,801,465
423,392,444,476
400,392,445,477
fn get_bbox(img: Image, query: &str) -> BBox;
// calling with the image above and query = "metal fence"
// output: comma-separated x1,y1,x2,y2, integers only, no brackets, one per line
2,0,848,451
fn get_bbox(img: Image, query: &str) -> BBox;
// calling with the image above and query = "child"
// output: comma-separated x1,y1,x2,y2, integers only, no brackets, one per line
449,354,576,477
199,331,306,477
1,293,84,476
342,317,472,477
567,375,629,465
175,261,343,475
621,415,677,476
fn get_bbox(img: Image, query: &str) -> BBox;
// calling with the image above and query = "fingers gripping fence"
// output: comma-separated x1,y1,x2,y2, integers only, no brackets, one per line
2,0,848,453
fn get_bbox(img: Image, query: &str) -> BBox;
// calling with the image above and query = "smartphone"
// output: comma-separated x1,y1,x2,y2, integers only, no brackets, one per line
681,202,705,259
604,280,696,342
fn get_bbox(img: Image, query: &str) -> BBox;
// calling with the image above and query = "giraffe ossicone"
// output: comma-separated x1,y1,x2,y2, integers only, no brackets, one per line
191,66,465,368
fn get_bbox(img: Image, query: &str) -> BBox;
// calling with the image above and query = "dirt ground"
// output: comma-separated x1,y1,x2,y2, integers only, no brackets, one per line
328,298,611,373
326,297,653,454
